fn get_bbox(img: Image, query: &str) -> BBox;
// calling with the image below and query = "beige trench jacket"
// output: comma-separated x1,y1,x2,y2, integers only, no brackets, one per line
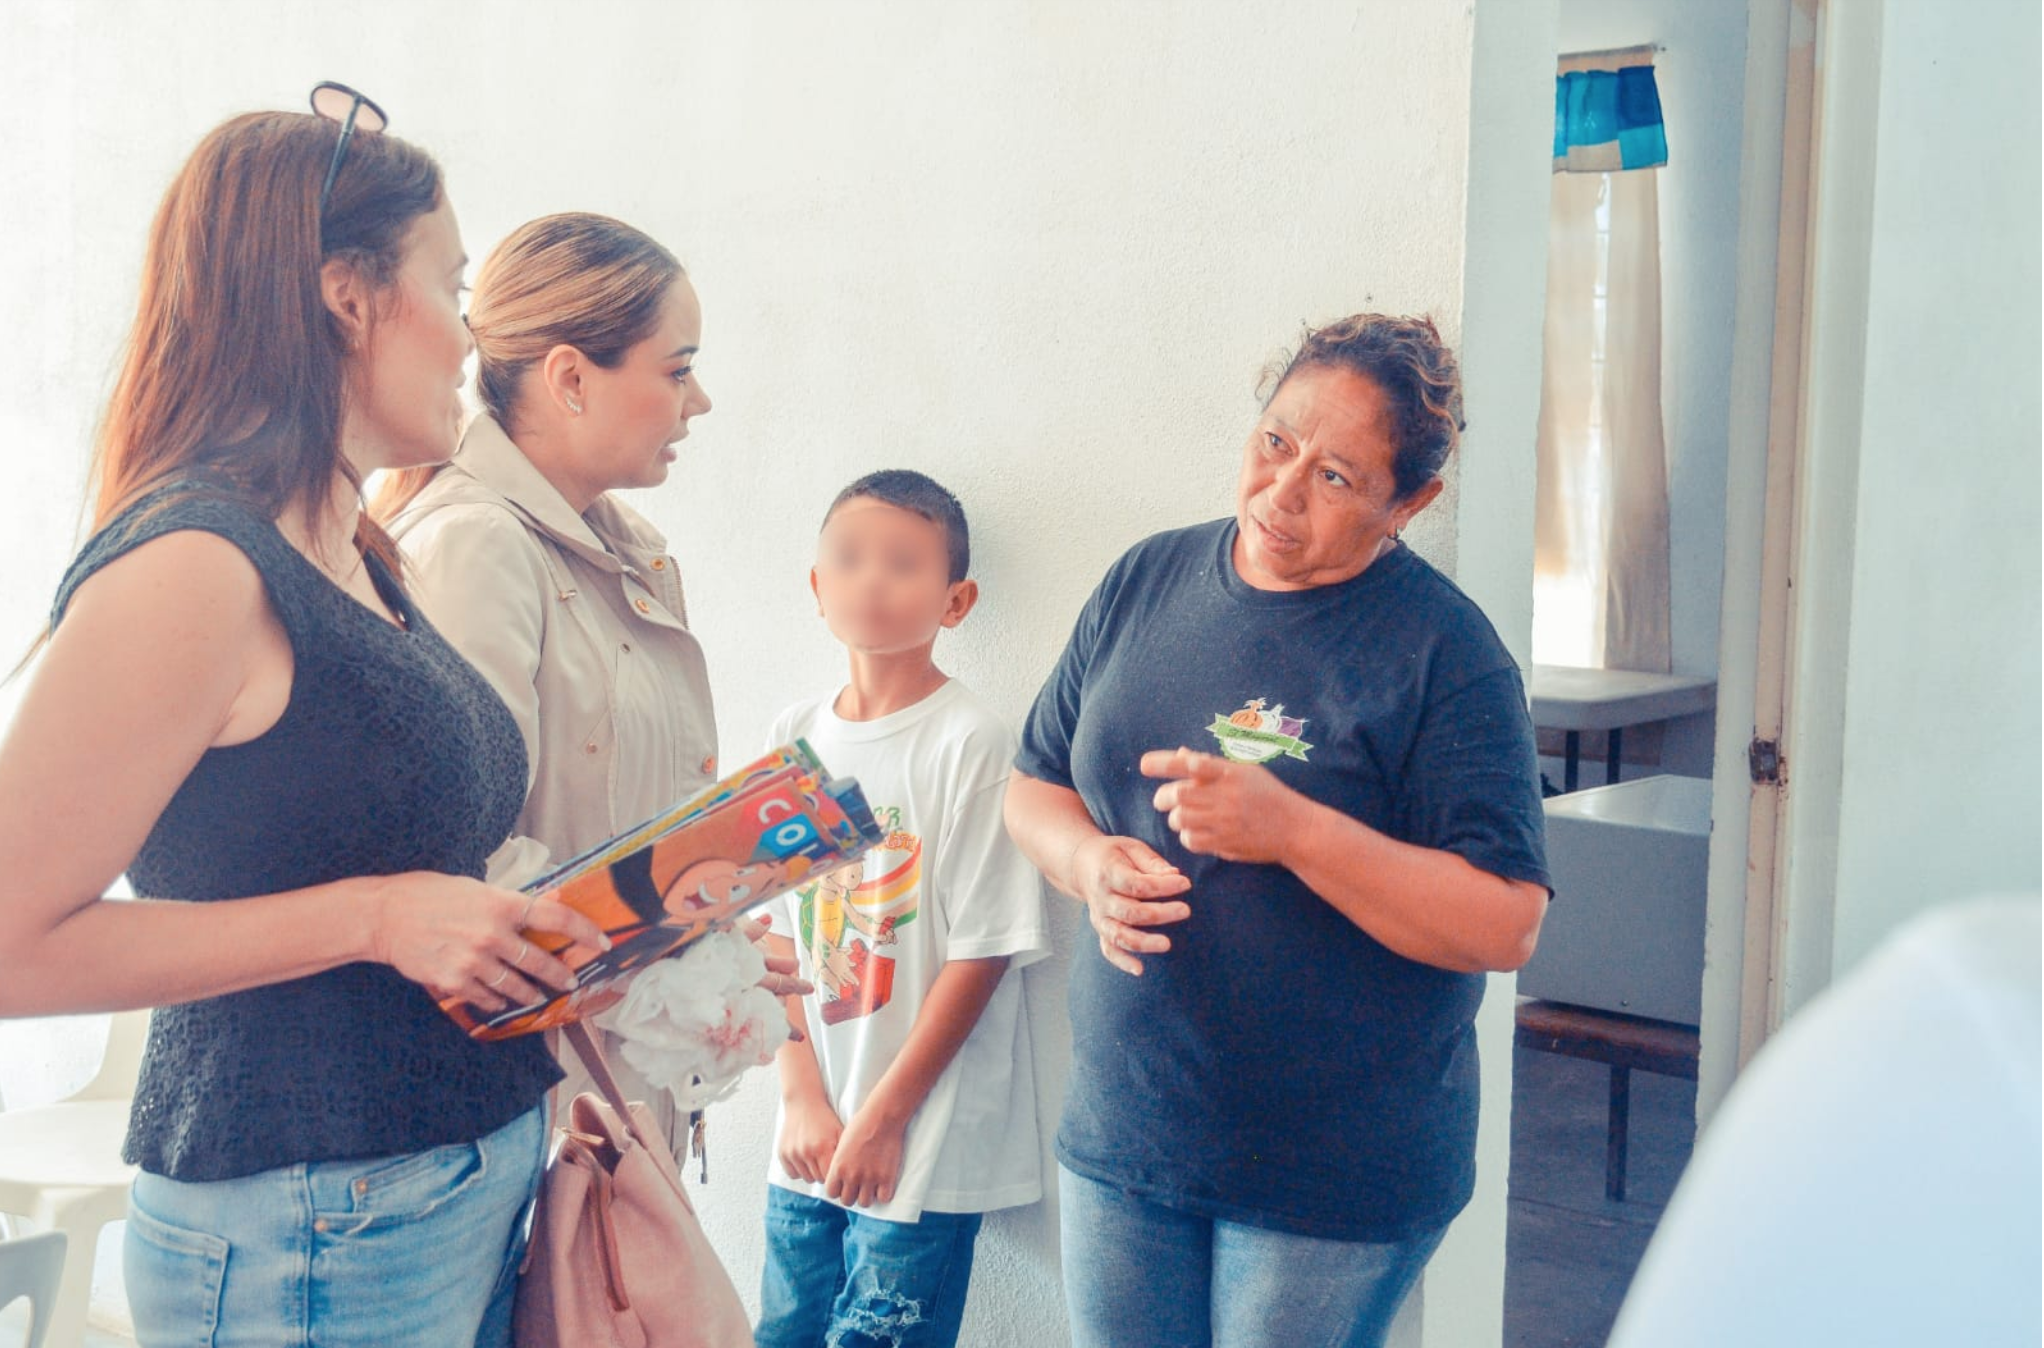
388,416,720,1147
388,414,720,871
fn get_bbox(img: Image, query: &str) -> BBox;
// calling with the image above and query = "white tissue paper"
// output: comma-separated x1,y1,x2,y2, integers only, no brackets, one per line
595,928,786,1113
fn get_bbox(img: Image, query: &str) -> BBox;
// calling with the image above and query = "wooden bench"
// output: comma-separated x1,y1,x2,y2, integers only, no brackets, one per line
1514,997,1700,1202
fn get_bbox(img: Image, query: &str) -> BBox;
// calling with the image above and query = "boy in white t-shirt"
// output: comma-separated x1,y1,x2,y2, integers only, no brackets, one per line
756,470,1050,1348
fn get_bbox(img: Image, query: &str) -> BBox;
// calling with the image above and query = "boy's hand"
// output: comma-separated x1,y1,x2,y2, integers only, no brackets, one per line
824,1101,909,1209
778,1092,844,1184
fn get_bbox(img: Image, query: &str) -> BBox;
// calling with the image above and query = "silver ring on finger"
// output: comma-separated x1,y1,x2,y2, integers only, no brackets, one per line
486,967,511,990
518,893,540,928
513,940,531,969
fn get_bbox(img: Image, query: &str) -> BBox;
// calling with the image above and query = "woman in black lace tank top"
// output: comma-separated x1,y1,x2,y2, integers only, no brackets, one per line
0,96,610,1348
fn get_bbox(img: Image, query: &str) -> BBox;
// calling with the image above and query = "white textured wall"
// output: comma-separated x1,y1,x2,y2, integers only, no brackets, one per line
1823,0,2042,972
1439,0,1559,1342
1,1,1502,1340
647,6,1477,1338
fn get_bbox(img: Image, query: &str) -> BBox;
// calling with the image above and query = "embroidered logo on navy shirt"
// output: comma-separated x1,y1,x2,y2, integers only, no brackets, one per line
1207,698,1315,764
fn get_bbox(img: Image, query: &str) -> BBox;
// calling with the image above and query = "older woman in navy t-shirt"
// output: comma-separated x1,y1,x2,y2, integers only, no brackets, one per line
1005,313,1551,1348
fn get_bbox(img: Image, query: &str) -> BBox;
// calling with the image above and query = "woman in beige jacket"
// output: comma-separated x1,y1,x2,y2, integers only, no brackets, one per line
378,212,737,1146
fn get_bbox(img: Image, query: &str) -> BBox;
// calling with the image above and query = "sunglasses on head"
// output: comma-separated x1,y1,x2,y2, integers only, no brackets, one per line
309,81,389,222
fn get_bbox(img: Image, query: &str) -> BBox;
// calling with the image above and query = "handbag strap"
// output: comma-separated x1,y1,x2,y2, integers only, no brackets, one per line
562,1021,659,1156
561,1021,704,1219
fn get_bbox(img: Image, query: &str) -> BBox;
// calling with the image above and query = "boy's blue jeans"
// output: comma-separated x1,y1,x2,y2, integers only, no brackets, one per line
756,1184,984,1348
1058,1164,1446,1348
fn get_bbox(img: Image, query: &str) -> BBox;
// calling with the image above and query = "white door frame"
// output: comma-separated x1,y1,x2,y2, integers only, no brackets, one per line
1701,0,1889,1121
1699,0,1806,1124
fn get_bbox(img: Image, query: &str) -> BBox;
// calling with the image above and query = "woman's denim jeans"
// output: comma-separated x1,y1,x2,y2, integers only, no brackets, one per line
1058,1164,1446,1348
123,1102,547,1348
756,1184,984,1348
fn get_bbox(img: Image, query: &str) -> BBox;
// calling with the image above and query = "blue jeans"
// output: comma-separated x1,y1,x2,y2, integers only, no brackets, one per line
756,1184,984,1348
1058,1165,1446,1348
123,1102,548,1348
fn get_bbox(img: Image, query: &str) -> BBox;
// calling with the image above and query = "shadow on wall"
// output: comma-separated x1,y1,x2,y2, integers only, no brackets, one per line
957,876,1086,1347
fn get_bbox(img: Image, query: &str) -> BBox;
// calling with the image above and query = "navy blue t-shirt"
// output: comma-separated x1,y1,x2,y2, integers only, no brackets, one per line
1017,519,1549,1241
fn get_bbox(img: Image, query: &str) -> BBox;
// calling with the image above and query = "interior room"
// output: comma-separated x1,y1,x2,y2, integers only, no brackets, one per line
0,2,2035,1346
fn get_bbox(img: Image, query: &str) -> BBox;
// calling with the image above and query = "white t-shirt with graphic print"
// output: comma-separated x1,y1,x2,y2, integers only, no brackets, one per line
766,678,1050,1221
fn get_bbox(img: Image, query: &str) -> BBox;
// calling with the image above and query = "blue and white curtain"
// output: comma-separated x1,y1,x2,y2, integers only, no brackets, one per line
1553,65,1668,173
1536,54,1672,673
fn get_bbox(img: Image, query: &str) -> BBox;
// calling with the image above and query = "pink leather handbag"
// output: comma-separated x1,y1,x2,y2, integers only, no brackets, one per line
514,1022,752,1348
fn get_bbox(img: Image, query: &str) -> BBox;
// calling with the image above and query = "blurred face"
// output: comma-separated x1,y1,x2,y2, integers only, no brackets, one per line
811,498,974,656
1232,364,1443,591
349,198,473,471
573,277,711,494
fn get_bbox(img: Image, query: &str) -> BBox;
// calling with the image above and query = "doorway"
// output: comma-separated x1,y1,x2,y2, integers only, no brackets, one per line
1501,1,1815,1343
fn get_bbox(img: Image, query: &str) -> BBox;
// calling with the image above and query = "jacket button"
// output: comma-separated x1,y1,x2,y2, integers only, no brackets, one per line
634,598,651,615
700,756,716,776
584,742,599,755
620,641,632,654
651,557,667,570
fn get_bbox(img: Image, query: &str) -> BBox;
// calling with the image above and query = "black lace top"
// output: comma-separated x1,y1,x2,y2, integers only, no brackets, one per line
52,483,561,1182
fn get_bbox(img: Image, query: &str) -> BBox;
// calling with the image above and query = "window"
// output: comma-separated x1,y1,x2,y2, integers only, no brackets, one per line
1533,166,1671,673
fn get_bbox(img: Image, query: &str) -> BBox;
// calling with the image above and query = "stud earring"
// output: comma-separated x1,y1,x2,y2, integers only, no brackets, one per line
565,396,583,415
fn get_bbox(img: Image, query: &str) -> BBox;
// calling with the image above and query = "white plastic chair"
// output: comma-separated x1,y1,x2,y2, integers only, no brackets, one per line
0,1231,68,1348
0,1013,147,1348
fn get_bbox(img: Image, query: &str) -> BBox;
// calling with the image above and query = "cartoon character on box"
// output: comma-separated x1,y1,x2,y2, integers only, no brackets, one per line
575,852,812,979
472,853,813,1035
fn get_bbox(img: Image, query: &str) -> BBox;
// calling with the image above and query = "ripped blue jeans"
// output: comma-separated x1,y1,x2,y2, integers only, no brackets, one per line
756,1184,983,1348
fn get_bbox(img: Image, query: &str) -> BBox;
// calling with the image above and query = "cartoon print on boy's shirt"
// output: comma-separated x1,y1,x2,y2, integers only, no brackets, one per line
796,805,921,1025
1207,697,1315,764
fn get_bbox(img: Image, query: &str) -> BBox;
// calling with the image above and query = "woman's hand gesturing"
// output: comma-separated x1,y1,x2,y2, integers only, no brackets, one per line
1142,747,1307,864
1068,834,1192,977
365,874,611,1012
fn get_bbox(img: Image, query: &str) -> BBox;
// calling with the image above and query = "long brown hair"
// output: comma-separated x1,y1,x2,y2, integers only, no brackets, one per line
91,109,443,571
373,212,682,520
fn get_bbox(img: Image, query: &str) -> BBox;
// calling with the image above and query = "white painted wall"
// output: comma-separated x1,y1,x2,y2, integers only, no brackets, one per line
1814,0,2042,974
0,1,1530,1342
1441,0,1560,1342
1550,0,1750,778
